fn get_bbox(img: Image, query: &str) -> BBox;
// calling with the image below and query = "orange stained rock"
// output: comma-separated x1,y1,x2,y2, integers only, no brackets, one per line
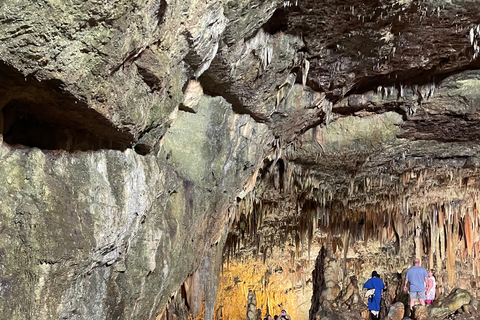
215,250,313,320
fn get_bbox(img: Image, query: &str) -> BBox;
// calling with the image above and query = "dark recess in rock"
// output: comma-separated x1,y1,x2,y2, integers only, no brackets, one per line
156,0,168,26
133,143,151,155
346,61,480,99
261,8,289,35
0,62,135,153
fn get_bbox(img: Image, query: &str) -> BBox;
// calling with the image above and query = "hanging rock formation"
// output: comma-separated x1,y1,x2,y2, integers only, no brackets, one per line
2,0,480,319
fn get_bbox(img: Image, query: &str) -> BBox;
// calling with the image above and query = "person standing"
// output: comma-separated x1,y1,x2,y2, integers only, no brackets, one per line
403,258,428,310
363,270,385,318
425,269,436,304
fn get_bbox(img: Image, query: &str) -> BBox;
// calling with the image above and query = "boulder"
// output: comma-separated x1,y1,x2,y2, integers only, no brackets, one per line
429,288,472,318
462,304,473,314
321,285,341,302
387,302,404,320
360,309,370,320
413,305,428,320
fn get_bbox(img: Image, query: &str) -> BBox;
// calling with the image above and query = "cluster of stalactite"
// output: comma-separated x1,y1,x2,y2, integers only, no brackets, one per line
425,201,480,286
224,155,480,290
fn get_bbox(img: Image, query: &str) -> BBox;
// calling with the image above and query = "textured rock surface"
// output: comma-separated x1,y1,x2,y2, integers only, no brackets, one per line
0,95,271,319
387,302,404,320
2,0,480,319
429,288,473,318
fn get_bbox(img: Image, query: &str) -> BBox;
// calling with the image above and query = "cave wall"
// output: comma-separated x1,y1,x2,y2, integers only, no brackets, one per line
0,95,271,319
0,0,276,318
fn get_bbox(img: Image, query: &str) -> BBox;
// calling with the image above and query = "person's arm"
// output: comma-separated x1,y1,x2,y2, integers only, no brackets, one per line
424,277,428,290
426,278,433,294
363,279,371,289
404,278,409,291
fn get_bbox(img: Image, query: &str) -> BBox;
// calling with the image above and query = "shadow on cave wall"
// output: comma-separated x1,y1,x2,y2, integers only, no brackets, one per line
0,62,134,152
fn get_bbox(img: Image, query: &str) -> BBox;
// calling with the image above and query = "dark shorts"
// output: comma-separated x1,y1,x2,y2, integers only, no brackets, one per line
410,291,426,300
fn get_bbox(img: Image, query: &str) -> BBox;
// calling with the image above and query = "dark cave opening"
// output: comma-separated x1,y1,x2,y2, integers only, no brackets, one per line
1,100,130,152
0,62,135,152
262,8,289,35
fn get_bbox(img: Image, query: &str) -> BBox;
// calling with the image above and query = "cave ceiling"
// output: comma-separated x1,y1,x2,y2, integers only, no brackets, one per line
209,0,480,241
2,0,480,206
214,3,480,316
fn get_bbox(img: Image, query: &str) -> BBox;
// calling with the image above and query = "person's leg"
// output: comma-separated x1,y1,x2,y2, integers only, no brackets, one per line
409,291,420,310
419,291,426,306
410,298,415,310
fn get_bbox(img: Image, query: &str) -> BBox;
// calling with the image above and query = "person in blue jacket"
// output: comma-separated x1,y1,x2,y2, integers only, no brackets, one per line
363,270,385,318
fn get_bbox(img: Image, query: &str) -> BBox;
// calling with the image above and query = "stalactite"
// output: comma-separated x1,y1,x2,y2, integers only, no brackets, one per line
308,217,313,260
430,205,439,270
446,221,456,287
444,204,459,287
438,205,446,262
414,212,422,260
476,242,480,278
342,230,350,279
223,154,480,311
465,209,474,256
295,230,300,258
474,202,479,257
393,209,403,254
403,196,409,219
326,206,330,227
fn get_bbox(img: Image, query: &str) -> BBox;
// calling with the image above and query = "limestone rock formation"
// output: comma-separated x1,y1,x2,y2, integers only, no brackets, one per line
1,0,480,319
429,288,473,318
413,305,429,320
387,302,404,320
246,290,258,320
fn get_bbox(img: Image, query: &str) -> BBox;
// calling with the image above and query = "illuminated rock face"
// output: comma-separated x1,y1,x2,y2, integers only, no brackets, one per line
1,0,480,319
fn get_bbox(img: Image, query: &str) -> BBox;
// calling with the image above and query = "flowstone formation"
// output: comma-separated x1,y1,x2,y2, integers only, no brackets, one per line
1,0,480,320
